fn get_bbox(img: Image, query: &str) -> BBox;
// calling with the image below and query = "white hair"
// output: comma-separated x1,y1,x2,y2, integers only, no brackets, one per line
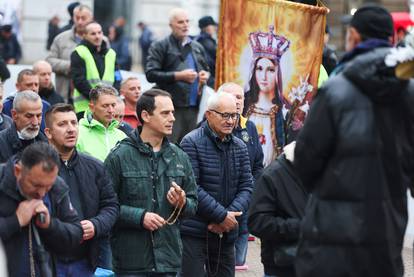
13,90,41,111
216,82,243,94
207,92,236,110
168,8,188,23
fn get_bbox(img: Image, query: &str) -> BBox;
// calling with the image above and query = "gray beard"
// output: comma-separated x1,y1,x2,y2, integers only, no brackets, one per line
18,126,39,140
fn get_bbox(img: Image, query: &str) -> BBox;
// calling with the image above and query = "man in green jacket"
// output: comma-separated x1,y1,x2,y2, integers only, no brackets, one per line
104,88,198,276
76,85,126,162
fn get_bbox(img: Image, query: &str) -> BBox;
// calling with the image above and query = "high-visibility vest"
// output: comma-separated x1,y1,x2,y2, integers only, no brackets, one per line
73,45,116,113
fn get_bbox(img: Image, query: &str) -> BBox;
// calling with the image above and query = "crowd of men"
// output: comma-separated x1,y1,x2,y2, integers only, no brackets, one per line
0,2,413,277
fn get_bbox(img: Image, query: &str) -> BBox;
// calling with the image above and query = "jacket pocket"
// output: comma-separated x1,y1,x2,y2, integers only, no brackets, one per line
122,171,151,202
165,169,185,188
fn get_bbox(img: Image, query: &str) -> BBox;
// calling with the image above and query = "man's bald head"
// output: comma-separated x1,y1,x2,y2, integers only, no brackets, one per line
33,60,53,90
217,82,245,114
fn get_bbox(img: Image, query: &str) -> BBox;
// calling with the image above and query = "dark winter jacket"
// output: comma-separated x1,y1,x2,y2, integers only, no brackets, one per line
145,34,209,108
0,113,12,131
0,123,48,164
0,159,83,277
39,86,64,106
57,150,119,268
104,129,198,274
294,48,414,277
248,155,307,276
110,27,131,71
180,122,254,243
71,40,121,100
195,31,216,87
0,32,21,63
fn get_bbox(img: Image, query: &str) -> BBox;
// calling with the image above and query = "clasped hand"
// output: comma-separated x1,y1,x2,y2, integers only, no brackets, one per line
208,211,242,234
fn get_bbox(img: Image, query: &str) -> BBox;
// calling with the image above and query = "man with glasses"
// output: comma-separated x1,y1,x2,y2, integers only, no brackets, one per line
180,92,254,277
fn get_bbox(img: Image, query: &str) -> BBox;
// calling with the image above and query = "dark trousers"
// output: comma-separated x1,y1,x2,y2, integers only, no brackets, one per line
181,235,235,277
170,107,198,143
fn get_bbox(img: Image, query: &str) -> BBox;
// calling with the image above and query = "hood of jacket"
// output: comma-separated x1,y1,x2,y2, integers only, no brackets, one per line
80,111,119,132
343,47,409,104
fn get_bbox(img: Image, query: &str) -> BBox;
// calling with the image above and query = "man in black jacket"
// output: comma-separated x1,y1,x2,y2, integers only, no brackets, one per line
0,142,83,277
294,4,414,277
44,103,119,275
146,8,210,143
71,21,120,118
248,142,307,277
0,90,48,164
196,16,217,87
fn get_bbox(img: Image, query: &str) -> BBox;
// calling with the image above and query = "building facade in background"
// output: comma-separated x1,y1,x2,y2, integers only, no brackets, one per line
11,0,411,66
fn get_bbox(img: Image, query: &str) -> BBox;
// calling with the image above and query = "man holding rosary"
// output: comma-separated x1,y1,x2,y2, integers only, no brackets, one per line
104,88,198,277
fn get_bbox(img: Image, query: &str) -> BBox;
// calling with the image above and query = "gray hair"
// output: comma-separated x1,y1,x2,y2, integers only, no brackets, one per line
13,90,41,111
217,82,243,95
169,8,188,23
206,92,236,110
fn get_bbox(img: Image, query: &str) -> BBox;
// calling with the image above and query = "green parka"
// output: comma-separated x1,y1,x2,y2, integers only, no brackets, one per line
104,129,198,274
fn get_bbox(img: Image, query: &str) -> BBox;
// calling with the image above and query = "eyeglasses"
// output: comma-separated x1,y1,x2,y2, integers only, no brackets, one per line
210,110,239,121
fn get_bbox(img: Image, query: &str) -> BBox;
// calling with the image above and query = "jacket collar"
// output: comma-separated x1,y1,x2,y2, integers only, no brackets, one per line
61,149,79,169
80,39,108,54
235,115,247,130
6,124,47,154
128,127,171,156
202,121,233,147
80,111,119,131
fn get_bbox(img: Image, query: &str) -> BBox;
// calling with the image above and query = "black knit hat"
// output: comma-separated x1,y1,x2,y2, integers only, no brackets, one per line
350,4,394,40
198,16,217,29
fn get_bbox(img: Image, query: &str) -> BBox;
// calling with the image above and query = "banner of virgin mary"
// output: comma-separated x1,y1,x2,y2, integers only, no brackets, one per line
216,0,328,166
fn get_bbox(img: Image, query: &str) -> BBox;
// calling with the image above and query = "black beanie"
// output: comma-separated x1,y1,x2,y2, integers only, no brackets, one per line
350,4,394,40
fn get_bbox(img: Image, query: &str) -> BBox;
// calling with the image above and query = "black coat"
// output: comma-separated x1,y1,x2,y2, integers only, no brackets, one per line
248,155,308,276
294,48,414,277
145,35,209,108
39,86,64,106
195,31,216,87
0,159,83,277
0,124,48,164
57,150,119,268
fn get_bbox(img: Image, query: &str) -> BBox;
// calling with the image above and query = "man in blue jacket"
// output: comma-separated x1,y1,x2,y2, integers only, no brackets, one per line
218,82,264,271
180,92,254,277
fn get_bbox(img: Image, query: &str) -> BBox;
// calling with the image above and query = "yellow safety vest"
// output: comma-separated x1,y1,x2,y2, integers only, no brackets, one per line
73,45,116,113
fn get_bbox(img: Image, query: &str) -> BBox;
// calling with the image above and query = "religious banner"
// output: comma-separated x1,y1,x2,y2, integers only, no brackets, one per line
216,0,328,166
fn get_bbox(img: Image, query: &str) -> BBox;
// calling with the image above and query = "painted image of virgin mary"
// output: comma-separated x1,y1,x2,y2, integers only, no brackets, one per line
243,26,290,166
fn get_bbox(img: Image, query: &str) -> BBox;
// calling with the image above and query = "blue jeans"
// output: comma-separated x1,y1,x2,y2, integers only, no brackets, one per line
56,258,94,277
235,214,249,266
98,237,112,270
